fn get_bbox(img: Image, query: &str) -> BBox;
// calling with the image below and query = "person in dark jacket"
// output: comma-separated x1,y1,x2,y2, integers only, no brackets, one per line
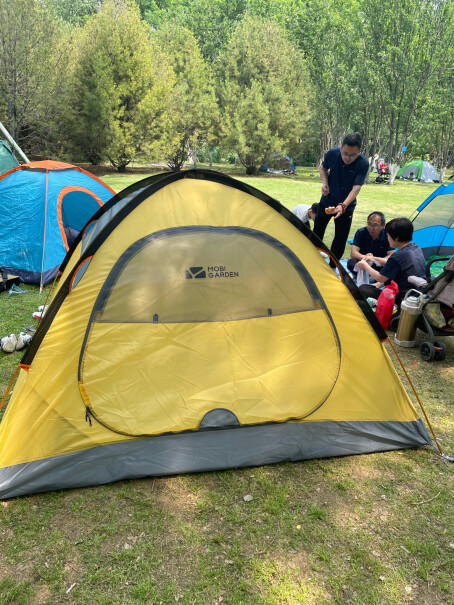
314,133,369,267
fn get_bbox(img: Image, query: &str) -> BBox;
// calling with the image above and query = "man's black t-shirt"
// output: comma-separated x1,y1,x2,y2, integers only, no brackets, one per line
321,147,369,208
352,226,394,258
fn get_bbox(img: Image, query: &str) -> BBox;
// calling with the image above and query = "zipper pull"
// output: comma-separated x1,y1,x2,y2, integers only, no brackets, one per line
85,407,93,426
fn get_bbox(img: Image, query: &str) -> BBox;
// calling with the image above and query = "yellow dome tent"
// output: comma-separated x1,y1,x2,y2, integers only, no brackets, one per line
0,170,432,498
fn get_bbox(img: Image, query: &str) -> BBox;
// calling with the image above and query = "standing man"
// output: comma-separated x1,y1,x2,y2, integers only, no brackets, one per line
314,133,369,267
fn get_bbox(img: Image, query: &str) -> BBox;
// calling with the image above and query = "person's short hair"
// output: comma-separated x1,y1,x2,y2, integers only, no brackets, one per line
367,211,385,225
385,217,414,242
342,133,362,149
310,202,319,215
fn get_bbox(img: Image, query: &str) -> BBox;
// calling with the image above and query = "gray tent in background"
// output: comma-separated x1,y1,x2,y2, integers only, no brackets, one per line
397,160,440,183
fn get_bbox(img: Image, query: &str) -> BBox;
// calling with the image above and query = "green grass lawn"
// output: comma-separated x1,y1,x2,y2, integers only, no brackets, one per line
0,167,453,605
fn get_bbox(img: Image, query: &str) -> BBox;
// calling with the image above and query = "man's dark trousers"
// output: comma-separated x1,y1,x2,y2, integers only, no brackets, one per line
314,207,353,267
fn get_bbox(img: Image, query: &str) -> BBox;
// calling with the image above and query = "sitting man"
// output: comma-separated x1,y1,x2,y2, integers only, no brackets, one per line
291,202,319,229
356,217,426,307
347,211,394,276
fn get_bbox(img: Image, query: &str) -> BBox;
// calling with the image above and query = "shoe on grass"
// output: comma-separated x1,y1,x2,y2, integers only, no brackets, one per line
1,334,18,353
16,332,32,351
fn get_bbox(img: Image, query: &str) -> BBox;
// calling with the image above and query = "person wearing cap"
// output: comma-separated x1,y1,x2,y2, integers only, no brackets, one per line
314,133,369,267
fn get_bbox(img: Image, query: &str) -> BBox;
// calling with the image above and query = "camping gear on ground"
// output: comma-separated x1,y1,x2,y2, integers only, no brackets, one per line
0,169,433,499
0,270,20,293
375,281,398,329
416,256,454,361
394,290,423,348
8,284,27,296
260,153,296,174
397,160,440,183
411,180,454,259
32,305,48,320
0,332,32,353
0,161,115,289
394,256,454,360
0,140,19,176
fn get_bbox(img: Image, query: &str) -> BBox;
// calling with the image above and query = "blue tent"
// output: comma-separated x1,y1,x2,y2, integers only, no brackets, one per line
0,161,115,287
411,181,454,259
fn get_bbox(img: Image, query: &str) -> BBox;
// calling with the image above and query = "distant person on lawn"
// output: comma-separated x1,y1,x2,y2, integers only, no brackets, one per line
291,202,319,229
356,217,426,307
347,211,394,275
314,133,369,267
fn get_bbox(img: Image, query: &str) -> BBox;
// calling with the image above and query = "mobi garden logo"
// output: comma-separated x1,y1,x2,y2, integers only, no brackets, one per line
185,265,239,279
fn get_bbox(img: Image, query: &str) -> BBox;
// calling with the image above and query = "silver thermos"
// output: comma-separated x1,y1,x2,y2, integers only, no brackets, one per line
394,290,423,348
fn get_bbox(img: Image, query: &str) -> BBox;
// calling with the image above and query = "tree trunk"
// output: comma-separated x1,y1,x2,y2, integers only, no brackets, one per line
387,162,400,185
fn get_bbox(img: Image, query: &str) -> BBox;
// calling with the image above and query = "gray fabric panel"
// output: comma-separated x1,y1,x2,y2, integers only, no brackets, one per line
0,420,431,499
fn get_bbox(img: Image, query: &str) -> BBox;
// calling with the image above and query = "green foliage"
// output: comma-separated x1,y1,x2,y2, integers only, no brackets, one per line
135,0,187,27
154,22,219,170
358,0,454,179
218,16,312,174
46,0,101,25
65,0,174,170
175,0,248,61
0,0,62,152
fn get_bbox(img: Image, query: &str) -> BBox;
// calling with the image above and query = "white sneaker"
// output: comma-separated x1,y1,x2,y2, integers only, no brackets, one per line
16,332,32,350
1,334,17,353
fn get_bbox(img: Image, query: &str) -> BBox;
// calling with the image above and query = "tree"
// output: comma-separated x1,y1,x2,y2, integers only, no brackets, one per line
175,0,248,61
0,0,62,153
135,0,187,27
288,0,361,161
154,22,218,171
358,0,454,184
419,58,454,181
65,0,175,170
217,16,312,175
45,0,102,25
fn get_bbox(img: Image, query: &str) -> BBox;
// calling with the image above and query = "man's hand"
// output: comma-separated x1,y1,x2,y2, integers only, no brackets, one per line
321,183,330,196
333,204,344,219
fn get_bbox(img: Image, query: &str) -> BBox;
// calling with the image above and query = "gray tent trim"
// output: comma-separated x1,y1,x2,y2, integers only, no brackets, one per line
0,419,431,499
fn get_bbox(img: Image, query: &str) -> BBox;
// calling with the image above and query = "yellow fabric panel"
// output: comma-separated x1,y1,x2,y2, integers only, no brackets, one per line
81,311,339,436
0,177,420,468
49,240,83,301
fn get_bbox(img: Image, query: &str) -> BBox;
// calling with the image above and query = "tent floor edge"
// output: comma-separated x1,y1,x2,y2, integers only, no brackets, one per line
0,419,431,499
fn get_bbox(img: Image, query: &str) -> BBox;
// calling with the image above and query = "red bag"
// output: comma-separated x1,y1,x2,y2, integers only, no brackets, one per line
375,281,399,329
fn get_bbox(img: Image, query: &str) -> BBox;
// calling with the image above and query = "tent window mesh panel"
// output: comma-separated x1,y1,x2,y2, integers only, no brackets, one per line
413,194,454,230
93,227,323,323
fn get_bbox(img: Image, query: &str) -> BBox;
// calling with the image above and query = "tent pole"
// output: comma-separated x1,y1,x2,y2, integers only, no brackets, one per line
0,121,30,163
